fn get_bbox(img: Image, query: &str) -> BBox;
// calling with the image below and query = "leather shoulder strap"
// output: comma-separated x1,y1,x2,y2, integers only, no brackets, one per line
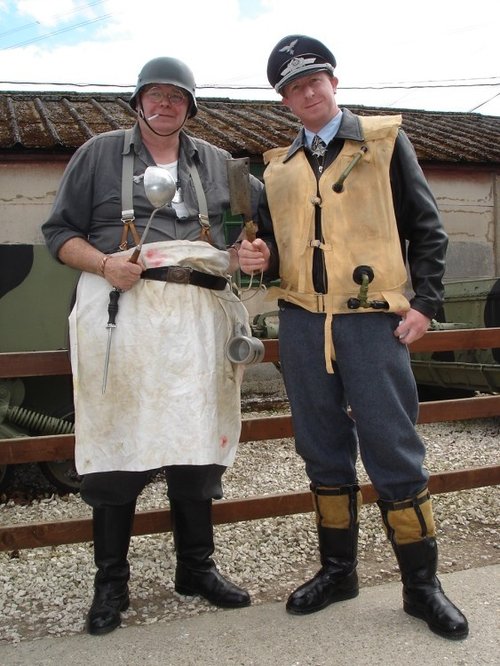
188,162,212,243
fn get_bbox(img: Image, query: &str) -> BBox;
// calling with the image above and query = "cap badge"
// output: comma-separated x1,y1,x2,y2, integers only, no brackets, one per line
280,56,317,78
279,38,298,55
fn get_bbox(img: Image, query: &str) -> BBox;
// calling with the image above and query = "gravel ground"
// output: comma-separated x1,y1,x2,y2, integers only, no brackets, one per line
0,370,498,645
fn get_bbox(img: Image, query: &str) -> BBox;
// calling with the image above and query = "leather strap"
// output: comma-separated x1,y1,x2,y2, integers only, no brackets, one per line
120,129,140,251
188,163,212,244
377,490,431,512
312,483,360,496
141,266,227,291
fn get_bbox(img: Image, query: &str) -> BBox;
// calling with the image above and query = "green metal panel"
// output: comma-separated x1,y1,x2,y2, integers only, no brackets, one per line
0,245,78,353
411,360,500,392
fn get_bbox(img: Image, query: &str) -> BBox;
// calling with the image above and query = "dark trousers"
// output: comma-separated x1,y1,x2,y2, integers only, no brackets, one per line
80,464,226,508
278,306,428,501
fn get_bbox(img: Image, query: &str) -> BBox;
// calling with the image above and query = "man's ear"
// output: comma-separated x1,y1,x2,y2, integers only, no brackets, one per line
281,96,292,112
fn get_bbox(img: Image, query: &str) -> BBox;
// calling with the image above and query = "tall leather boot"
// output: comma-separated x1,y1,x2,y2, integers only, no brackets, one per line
286,484,361,615
85,501,136,636
170,497,250,608
378,489,468,640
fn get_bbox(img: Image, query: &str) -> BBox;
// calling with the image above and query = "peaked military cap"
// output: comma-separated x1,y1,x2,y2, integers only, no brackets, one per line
267,35,336,94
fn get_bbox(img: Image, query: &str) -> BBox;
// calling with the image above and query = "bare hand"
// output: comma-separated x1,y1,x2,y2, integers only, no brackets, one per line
238,239,270,275
104,255,144,291
394,309,431,345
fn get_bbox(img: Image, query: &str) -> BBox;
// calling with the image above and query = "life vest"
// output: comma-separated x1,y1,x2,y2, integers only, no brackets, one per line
263,114,411,372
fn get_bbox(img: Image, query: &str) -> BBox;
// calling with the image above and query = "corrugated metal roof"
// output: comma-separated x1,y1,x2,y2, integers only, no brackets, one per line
0,91,499,165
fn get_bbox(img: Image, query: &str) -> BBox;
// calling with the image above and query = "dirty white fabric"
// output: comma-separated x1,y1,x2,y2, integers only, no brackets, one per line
69,240,248,474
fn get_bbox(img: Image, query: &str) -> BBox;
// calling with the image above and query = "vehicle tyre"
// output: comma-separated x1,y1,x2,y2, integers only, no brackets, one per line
417,384,475,402
0,464,13,493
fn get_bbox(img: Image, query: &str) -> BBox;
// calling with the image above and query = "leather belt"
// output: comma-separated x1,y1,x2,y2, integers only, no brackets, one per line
141,266,228,291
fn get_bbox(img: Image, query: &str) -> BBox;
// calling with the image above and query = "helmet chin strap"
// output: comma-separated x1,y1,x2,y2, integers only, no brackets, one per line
138,103,190,137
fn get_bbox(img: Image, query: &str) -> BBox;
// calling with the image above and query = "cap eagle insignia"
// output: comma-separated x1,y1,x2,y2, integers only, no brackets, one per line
279,38,298,55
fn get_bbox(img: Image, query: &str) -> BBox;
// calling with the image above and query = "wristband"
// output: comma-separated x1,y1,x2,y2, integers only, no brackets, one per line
98,254,112,277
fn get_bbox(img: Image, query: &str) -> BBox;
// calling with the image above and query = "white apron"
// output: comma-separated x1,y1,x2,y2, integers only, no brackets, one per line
69,240,248,474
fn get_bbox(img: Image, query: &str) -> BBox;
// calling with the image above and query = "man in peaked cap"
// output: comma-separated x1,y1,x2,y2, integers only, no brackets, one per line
238,35,469,640
267,34,336,95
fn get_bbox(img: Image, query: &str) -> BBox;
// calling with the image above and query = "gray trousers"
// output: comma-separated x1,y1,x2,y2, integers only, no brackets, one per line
278,305,429,501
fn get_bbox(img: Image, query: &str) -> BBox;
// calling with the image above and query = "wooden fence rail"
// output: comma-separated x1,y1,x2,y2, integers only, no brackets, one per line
1,328,499,552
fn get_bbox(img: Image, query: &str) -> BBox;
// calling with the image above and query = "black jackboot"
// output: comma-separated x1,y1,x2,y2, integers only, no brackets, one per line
286,485,361,615
85,501,136,636
170,498,250,608
395,537,469,640
379,490,468,640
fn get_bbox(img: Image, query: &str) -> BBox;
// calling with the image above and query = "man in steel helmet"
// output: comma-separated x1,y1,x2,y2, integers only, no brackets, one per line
42,56,262,635
239,35,468,640
130,56,198,130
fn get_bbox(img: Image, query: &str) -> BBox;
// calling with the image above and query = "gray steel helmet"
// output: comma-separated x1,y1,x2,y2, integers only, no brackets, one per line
130,57,198,118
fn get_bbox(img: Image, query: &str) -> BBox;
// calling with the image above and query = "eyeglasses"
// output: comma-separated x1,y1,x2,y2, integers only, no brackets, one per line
142,87,187,106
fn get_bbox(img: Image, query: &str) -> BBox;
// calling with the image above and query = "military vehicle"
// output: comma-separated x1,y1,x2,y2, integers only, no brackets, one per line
0,243,78,492
411,278,500,399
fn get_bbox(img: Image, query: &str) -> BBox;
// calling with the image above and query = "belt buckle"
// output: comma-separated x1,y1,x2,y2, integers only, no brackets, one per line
167,266,191,285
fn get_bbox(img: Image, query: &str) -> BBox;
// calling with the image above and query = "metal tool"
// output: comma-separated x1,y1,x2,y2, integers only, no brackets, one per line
128,166,177,263
102,166,176,393
226,157,257,242
102,288,120,393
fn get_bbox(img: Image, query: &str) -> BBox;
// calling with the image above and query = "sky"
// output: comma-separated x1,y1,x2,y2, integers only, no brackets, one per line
0,0,499,116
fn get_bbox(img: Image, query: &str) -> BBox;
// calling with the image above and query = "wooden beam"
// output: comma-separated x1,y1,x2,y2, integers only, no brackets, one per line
2,394,500,464
0,434,74,464
1,464,498,551
240,415,294,442
0,350,71,378
1,327,499,377
262,338,279,363
417,394,500,422
409,327,500,353
0,421,297,464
